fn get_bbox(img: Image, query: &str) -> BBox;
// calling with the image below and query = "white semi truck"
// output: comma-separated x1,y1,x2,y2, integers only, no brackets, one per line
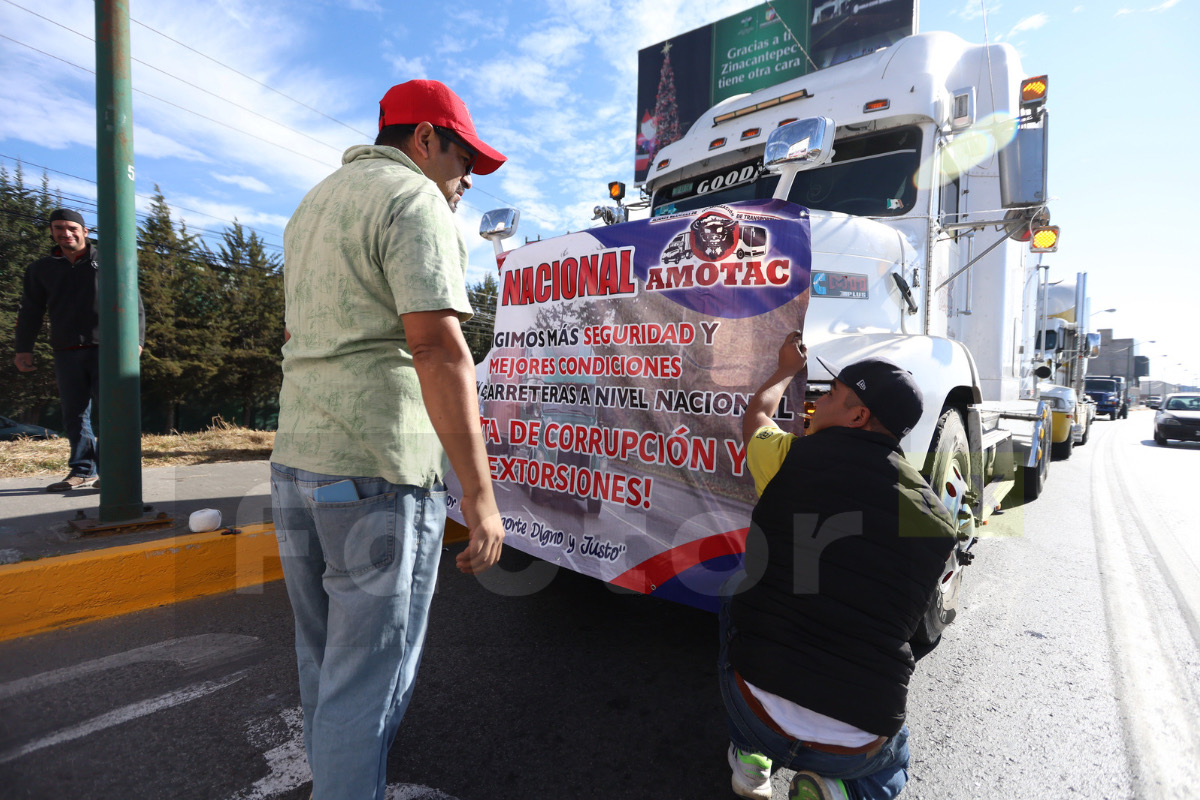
470,31,1058,642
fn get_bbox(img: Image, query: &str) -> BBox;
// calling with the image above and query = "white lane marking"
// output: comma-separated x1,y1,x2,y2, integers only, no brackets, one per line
227,705,460,800
0,634,260,701
0,671,248,764
385,786,458,799
231,706,310,800
1093,428,1200,796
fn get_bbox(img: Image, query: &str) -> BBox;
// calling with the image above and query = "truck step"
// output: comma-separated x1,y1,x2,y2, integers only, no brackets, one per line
980,475,1014,521
980,425,1010,453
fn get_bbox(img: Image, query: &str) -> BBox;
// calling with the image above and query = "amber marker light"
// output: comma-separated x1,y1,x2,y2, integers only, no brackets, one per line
1030,226,1060,252
864,99,890,113
1021,75,1048,108
609,182,626,201
709,137,727,150
741,127,762,140
656,158,670,170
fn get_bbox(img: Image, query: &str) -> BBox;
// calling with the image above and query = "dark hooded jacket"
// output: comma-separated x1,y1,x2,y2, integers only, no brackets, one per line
15,242,145,352
729,425,957,737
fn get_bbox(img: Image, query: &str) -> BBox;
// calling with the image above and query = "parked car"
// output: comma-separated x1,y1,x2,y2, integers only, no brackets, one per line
0,415,59,441
1153,393,1200,446
1146,395,1162,409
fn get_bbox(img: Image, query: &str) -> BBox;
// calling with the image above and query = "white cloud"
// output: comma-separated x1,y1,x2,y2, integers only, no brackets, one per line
387,55,427,78
1114,0,1179,14
1009,13,1049,34
169,194,291,235
212,173,272,192
951,0,989,21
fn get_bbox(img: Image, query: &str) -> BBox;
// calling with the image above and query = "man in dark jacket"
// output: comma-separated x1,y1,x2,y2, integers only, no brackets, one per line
14,209,144,491
721,331,956,800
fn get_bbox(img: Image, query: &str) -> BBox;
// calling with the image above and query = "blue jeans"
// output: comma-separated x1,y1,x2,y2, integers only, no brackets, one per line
718,599,910,800
53,347,99,478
270,464,446,800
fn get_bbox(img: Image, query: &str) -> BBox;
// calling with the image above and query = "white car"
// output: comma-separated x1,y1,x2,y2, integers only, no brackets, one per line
1154,393,1200,446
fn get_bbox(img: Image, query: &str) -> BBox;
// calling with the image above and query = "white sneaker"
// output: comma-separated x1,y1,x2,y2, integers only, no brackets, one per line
727,743,773,799
788,770,849,800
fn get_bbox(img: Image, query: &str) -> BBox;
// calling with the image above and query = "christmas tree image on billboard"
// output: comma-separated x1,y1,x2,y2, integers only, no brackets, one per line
650,40,680,159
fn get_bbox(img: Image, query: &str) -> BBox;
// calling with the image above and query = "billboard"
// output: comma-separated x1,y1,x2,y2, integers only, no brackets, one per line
446,199,813,611
635,0,916,183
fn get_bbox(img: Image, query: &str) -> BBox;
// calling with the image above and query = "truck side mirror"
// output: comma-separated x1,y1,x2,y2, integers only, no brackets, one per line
1035,365,1052,379
479,208,520,242
998,112,1048,209
764,117,836,171
1086,332,1101,358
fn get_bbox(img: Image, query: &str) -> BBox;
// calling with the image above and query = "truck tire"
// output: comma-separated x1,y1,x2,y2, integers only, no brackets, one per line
1110,411,1118,420
1052,433,1073,460
1120,405,1128,419
912,576,957,646
915,408,970,645
1017,404,1051,502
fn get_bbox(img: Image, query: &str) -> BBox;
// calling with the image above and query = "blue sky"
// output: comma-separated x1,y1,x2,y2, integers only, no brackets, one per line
1,0,1195,386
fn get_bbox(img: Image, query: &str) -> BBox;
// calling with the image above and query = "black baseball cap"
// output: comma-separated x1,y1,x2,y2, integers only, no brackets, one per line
815,355,924,439
49,208,86,227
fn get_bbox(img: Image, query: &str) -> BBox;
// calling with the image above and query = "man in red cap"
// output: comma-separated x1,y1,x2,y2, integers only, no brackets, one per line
271,79,506,800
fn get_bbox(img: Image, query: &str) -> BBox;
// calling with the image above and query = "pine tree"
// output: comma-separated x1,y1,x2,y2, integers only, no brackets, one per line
210,221,284,427
651,40,681,156
0,166,63,424
463,273,498,364
137,189,225,432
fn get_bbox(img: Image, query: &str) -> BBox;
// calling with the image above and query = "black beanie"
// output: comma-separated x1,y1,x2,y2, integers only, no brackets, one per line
49,208,86,227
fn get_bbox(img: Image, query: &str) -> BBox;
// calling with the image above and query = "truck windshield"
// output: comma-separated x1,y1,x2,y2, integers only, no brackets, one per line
650,126,922,218
1085,379,1117,392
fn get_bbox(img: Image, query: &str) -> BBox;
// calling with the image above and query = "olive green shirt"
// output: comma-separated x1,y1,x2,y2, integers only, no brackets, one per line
272,145,473,487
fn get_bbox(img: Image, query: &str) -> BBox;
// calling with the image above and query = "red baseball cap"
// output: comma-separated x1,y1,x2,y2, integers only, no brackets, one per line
378,80,506,175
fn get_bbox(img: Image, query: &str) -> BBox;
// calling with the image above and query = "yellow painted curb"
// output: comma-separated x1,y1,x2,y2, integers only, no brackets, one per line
0,523,284,642
0,519,471,642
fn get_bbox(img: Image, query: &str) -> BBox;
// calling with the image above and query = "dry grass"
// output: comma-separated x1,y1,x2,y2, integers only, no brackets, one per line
0,417,275,479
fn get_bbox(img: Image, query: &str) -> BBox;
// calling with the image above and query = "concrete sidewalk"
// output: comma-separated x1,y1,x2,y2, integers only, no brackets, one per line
0,461,279,641
0,460,273,564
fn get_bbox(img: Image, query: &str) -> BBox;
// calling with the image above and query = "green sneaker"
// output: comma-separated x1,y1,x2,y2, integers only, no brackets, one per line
788,770,848,800
727,744,772,799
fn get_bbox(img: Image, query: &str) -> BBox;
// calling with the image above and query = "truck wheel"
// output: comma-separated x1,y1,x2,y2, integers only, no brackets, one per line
1052,434,1074,460
912,571,958,646
1110,411,1118,420
1120,406,1129,419
1017,405,1051,502
916,408,971,645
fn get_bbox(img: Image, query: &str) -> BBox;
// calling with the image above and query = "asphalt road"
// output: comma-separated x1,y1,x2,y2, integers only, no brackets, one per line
1,409,1197,800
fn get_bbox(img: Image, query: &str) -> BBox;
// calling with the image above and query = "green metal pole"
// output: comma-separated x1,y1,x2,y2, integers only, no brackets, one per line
96,0,143,521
